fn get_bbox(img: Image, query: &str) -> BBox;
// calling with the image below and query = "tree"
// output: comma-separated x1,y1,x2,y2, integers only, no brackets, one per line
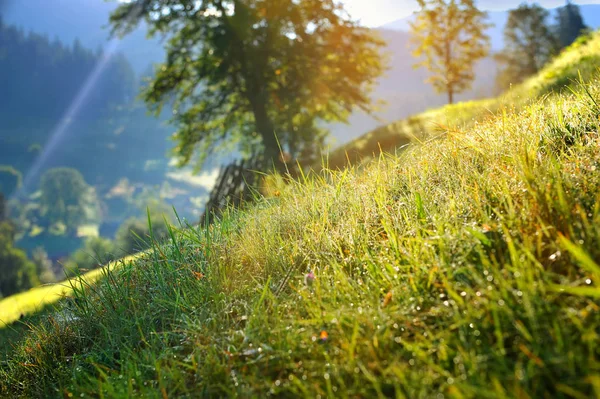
0,192,6,223
0,221,38,297
109,0,385,172
495,4,557,89
39,168,98,234
555,1,588,50
31,247,56,284
410,0,491,105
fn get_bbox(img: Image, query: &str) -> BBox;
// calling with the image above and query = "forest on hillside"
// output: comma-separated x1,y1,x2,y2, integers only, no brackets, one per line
0,17,211,287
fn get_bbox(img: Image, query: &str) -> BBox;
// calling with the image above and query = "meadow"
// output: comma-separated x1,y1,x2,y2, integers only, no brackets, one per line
1,32,600,398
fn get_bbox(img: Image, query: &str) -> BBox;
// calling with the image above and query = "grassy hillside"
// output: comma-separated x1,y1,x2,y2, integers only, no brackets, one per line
2,35,600,398
327,32,600,170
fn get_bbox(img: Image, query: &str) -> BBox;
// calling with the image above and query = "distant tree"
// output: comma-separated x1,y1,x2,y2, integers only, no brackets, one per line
109,0,386,173
0,192,6,223
31,247,56,284
555,1,588,50
410,0,491,105
495,4,558,89
39,168,98,234
0,221,38,297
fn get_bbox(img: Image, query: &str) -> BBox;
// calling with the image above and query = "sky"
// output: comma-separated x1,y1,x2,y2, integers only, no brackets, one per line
341,0,600,27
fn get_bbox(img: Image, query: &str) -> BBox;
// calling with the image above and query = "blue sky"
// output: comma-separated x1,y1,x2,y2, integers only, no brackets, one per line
342,0,599,27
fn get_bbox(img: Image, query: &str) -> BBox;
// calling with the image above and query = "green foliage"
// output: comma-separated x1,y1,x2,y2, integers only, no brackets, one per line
0,222,38,298
0,193,6,223
410,0,491,104
39,168,98,234
110,0,386,171
555,1,589,50
495,3,558,89
31,247,56,284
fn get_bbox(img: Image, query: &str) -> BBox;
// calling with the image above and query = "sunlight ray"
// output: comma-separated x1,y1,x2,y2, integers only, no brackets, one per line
15,38,121,198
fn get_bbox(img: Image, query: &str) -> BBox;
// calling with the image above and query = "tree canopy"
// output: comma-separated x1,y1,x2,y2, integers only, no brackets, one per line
110,0,386,172
39,168,98,233
0,221,38,298
495,4,557,89
555,1,588,50
410,0,491,105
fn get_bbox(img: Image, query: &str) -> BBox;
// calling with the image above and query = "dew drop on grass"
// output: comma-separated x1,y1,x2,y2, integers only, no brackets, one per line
324,373,330,380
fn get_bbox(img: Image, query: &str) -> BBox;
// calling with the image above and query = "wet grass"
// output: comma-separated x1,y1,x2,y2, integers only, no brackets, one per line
2,33,600,399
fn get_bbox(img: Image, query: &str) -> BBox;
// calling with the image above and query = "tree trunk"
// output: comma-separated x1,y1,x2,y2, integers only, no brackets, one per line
448,89,454,105
251,95,284,172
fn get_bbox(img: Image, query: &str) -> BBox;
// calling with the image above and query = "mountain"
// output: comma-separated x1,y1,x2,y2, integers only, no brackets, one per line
2,0,163,75
382,4,600,51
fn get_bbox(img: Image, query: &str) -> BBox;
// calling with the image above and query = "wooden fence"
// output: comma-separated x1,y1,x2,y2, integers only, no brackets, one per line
199,157,264,225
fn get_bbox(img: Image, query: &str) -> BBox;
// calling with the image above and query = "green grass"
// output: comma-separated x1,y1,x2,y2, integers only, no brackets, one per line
0,254,143,364
0,268,106,329
2,34,600,398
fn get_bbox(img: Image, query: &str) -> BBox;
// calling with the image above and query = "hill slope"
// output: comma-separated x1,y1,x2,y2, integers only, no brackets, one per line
2,32,600,399
327,31,600,169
